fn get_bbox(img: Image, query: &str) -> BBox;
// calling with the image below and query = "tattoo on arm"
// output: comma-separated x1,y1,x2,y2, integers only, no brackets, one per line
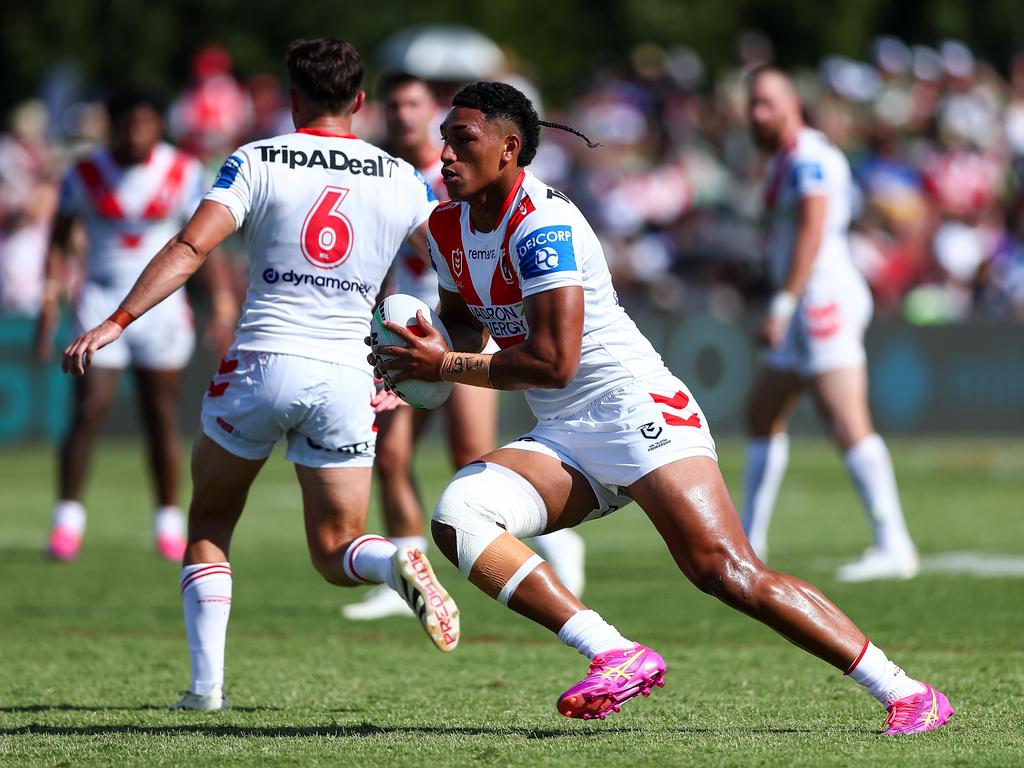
439,352,492,387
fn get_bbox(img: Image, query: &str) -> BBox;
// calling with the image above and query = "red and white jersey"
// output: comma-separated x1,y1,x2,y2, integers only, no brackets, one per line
763,127,864,292
428,170,665,420
58,143,205,292
391,154,444,306
204,129,437,366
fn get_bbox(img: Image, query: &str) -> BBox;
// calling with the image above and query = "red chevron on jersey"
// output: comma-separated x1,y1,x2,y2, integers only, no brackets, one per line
491,190,535,306
142,153,191,220
429,201,482,305
76,160,125,219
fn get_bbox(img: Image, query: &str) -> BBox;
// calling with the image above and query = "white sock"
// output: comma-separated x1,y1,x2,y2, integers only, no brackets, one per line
532,529,586,597
846,641,926,704
390,535,428,554
741,434,789,556
343,534,398,588
180,562,232,696
155,506,185,539
843,434,915,554
557,609,633,659
52,500,86,534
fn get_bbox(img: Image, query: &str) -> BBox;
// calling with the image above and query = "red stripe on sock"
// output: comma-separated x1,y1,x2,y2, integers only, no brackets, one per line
345,536,389,584
179,563,232,586
844,638,870,675
180,565,232,592
180,569,232,593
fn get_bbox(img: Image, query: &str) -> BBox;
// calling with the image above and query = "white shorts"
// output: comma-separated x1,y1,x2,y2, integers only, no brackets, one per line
765,277,872,378
76,281,195,370
504,372,718,522
200,349,377,468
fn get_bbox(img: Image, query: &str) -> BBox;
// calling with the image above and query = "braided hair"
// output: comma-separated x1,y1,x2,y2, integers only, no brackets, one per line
451,81,598,166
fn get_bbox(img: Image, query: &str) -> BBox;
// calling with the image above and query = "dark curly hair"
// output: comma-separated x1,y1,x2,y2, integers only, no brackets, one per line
451,81,597,167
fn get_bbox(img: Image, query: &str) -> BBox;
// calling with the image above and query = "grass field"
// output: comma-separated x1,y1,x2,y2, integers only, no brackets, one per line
1,436,1022,767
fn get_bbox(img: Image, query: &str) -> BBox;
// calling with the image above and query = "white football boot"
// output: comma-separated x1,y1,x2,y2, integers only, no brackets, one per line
836,546,920,582
341,583,414,620
171,685,229,711
390,546,460,652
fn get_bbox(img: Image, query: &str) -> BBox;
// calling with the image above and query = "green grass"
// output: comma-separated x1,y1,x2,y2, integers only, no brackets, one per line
1,437,1023,767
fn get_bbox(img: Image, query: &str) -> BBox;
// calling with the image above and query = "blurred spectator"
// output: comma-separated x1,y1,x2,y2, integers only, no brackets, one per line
0,101,58,315
6,30,1024,323
167,45,251,163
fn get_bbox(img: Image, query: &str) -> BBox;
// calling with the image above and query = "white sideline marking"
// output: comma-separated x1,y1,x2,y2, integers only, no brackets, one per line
918,551,1024,577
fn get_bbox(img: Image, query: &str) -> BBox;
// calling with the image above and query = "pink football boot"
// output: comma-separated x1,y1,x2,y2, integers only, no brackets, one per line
48,525,82,562
156,532,187,562
557,644,666,720
883,684,955,735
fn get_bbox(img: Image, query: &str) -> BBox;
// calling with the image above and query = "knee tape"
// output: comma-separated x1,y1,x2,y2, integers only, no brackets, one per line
433,462,549,591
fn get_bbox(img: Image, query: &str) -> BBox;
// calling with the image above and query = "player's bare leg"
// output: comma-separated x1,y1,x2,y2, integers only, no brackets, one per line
134,367,187,561
343,405,427,620
432,448,660,720
300,462,459,651
635,457,864,665
174,433,266,711
631,455,950,732
444,382,497,469
740,365,802,560
49,366,120,560
449,385,588,596
810,366,918,581
296,463,374,586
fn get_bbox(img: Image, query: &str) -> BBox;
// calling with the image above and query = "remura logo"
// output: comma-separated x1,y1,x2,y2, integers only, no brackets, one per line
262,267,372,296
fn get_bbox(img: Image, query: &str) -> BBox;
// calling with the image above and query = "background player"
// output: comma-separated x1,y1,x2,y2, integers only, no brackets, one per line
740,68,919,581
62,38,459,711
374,81,952,734
34,86,237,563
343,72,584,621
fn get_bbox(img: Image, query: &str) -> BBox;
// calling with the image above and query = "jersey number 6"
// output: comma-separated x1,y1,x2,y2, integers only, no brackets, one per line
301,186,354,269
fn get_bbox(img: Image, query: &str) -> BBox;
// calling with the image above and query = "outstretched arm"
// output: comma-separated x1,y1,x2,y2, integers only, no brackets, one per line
62,200,237,375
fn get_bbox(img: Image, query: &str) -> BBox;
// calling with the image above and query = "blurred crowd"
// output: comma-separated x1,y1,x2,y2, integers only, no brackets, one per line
3,30,1024,323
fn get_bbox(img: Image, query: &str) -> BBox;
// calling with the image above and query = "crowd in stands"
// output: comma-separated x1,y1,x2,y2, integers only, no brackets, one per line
3,33,1024,323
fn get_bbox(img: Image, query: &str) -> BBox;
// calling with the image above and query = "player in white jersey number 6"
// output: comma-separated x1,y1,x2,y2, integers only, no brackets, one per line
372,81,952,734
62,38,460,712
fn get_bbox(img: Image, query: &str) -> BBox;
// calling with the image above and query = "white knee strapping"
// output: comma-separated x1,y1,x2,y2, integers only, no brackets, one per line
433,462,548,576
497,554,543,605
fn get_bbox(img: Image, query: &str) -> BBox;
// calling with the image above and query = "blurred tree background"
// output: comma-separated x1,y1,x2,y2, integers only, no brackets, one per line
2,0,1022,113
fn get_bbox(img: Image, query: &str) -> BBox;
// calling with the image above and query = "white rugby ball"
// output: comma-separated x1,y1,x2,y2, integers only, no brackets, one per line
371,294,453,409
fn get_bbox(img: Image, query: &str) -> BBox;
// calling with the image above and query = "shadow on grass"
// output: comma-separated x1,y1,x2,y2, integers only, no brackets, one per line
0,723,872,739
0,705,284,714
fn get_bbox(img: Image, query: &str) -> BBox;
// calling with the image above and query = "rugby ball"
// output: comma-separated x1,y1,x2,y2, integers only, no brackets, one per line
371,294,453,409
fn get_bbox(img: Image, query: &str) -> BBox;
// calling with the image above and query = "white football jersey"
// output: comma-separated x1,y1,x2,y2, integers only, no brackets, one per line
763,127,865,291
59,142,206,292
205,129,437,366
428,170,665,420
391,154,444,307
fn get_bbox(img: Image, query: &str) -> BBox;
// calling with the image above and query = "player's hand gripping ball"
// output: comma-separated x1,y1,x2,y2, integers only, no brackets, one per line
370,294,454,409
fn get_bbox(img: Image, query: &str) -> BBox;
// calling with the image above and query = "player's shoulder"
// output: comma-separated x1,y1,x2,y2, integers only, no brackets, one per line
794,128,844,164
68,146,109,177
514,172,586,234
154,141,203,173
